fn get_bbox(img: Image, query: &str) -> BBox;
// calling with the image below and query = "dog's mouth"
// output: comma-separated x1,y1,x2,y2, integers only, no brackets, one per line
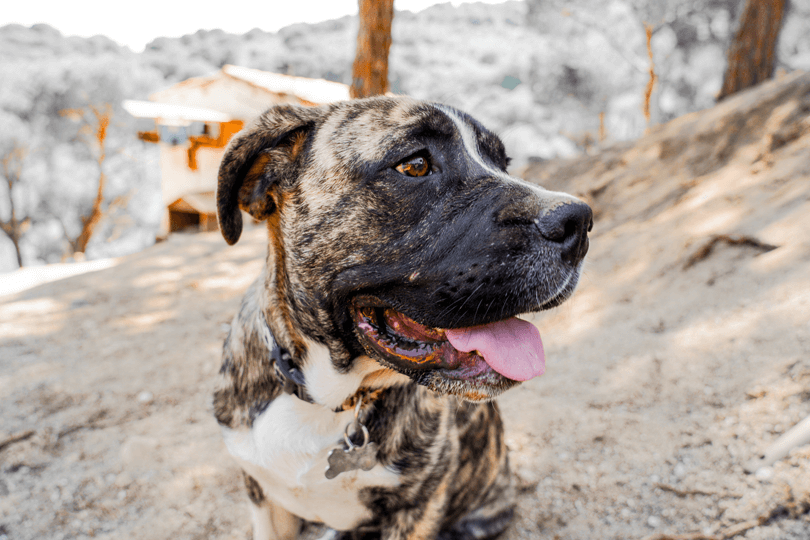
352,297,545,398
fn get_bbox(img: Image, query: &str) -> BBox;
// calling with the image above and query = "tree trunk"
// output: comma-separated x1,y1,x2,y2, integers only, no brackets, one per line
1,186,24,268
73,105,110,254
718,0,786,101
350,0,394,99
9,232,23,268
1,146,28,268
0,218,24,268
73,169,106,254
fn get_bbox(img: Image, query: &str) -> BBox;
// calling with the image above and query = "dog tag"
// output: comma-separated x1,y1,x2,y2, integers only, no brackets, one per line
325,396,378,479
325,440,379,479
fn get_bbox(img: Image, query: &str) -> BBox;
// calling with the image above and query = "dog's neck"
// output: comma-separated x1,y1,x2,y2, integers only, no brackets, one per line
260,297,400,412
266,328,312,403
258,251,411,411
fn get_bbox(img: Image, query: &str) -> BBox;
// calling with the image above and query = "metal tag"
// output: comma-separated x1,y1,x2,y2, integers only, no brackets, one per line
325,439,379,479
324,398,378,479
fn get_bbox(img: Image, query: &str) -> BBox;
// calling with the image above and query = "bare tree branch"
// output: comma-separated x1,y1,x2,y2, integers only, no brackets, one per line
1,144,31,268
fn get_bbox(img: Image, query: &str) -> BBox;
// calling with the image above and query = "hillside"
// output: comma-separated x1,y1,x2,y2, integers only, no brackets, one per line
1,73,810,539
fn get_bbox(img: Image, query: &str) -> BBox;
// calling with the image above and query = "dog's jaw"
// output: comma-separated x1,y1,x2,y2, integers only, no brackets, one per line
349,302,520,401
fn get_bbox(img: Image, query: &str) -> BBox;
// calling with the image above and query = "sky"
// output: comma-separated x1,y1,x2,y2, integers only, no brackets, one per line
2,0,515,53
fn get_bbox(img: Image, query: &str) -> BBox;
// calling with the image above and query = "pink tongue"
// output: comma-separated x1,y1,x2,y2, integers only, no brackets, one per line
445,318,545,381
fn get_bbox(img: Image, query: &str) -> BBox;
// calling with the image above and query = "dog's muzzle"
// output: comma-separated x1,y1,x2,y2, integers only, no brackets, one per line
348,196,592,399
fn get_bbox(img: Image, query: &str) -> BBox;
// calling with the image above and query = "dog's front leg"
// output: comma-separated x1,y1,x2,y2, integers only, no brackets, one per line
244,472,300,540
249,499,300,540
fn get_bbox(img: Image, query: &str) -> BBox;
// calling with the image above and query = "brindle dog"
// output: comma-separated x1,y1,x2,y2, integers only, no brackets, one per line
213,96,592,540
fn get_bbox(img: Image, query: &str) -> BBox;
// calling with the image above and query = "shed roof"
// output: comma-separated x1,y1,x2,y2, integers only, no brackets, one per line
122,100,233,125
169,192,217,215
221,65,350,104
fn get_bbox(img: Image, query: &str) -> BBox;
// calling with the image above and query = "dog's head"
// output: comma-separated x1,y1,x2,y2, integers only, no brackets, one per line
217,96,592,402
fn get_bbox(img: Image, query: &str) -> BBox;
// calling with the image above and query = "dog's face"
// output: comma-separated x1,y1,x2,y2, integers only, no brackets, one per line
217,97,591,401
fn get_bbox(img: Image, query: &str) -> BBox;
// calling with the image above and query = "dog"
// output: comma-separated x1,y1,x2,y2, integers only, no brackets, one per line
212,96,592,540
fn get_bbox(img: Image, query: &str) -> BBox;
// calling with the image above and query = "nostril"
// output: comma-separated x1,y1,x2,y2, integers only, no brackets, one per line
536,203,591,242
536,202,593,265
563,218,579,243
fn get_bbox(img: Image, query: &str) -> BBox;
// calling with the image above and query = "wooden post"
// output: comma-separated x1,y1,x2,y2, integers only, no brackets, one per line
350,0,394,99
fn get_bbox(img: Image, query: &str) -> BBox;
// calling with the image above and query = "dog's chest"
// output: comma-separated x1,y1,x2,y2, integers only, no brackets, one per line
222,394,400,530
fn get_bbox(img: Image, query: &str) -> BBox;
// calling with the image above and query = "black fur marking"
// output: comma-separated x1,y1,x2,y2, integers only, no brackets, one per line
243,472,265,506
438,507,515,540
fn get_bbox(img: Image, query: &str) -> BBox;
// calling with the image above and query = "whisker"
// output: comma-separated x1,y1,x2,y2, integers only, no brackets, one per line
448,282,486,328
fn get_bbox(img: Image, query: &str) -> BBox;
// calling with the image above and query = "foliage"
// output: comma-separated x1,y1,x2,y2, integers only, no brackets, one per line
0,25,163,270
2,1,810,270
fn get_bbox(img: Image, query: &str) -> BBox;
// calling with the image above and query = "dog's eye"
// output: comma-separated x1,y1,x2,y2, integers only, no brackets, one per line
395,155,432,177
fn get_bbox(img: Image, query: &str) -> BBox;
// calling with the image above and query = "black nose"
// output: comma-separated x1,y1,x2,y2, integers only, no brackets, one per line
536,202,593,265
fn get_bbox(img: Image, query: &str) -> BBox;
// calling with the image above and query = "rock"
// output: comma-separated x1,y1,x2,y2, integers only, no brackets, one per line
754,466,773,481
114,471,133,487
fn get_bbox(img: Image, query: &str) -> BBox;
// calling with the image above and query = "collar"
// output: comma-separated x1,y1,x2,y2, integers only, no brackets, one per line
266,322,383,412
270,340,313,403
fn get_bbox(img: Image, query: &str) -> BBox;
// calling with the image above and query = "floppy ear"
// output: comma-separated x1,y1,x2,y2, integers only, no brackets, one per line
216,105,325,245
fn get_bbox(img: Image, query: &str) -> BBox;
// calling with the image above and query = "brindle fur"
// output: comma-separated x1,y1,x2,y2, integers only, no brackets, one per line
214,96,591,540
216,283,514,539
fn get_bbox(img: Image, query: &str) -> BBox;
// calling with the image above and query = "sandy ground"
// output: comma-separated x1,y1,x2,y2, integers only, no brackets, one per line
2,73,810,540
0,260,118,298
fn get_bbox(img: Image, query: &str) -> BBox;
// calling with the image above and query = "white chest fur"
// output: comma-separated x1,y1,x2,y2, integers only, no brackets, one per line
222,393,401,531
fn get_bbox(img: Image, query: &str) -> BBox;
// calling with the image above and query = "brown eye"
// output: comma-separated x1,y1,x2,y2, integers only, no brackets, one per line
395,155,431,177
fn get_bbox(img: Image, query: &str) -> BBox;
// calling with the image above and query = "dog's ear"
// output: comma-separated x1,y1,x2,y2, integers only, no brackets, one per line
217,105,325,245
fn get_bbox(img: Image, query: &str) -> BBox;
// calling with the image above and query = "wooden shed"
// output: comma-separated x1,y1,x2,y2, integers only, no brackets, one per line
124,65,350,237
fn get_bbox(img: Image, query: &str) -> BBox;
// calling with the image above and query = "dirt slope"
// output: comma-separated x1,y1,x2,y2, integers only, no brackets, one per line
2,72,810,540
